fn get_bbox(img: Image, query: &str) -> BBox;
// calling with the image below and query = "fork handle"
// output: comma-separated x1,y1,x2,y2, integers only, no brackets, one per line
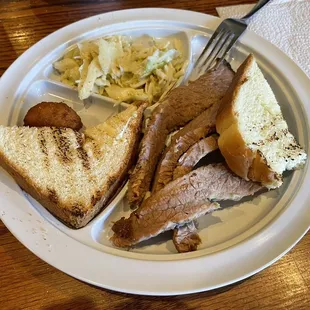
241,0,271,21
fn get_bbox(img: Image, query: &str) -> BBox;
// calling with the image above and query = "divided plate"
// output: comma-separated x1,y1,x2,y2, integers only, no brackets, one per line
0,9,309,295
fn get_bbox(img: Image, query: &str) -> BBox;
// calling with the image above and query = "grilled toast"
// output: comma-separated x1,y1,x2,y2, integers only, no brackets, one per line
216,54,307,188
0,104,145,228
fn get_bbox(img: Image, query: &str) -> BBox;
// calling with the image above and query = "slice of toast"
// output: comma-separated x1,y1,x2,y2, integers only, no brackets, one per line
216,54,307,188
0,104,145,228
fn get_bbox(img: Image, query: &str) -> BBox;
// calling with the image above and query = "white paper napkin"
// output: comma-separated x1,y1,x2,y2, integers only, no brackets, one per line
216,0,310,78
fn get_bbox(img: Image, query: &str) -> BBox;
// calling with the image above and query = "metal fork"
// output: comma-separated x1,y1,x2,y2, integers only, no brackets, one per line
192,0,271,77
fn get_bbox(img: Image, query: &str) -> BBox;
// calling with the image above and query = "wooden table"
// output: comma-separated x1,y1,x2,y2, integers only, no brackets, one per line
0,1,309,309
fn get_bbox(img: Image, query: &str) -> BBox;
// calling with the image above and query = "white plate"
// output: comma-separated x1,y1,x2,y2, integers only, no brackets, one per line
0,8,309,296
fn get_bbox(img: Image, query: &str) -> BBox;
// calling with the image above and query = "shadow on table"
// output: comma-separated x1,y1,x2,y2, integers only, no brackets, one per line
88,278,250,310
39,282,245,310
42,296,99,310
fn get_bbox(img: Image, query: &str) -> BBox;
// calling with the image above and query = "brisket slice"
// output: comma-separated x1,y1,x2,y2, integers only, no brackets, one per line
173,135,219,180
173,221,202,253
172,135,218,253
111,164,262,248
152,101,220,193
127,63,234,207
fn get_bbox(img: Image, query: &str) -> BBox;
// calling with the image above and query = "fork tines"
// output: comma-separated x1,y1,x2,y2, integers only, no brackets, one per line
195,28,236,74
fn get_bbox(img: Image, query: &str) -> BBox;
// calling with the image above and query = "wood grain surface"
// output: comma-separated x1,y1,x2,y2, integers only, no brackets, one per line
0,1,309,309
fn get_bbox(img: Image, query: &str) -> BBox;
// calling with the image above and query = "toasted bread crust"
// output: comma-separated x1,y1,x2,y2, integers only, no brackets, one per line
0,104,146,228
73,103,146,228
0,146,127,228
216,54,282,188
0,151,77,226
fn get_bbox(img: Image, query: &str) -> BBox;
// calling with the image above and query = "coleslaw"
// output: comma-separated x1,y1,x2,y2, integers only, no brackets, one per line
53,35,188,105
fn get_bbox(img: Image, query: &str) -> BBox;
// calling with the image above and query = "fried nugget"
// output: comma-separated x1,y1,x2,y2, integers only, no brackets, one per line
24,102,83,131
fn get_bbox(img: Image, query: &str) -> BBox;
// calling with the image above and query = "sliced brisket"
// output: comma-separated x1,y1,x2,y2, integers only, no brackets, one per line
173,221,202,253
112,164,262,248
173,135,219,180
172,135,218,253
152,102,219,193
127,63,234,207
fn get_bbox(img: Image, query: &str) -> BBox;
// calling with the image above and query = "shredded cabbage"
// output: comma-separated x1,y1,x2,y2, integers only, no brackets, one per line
53,35,187,105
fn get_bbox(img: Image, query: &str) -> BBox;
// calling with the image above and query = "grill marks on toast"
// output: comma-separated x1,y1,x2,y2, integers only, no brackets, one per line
38,128,93,208
38,131,49,168
52,128,75,164
38,131,48,156
36,128,93,188
47,188,58,204
76,133,91,170
50,128,91,171
39,128,91,172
